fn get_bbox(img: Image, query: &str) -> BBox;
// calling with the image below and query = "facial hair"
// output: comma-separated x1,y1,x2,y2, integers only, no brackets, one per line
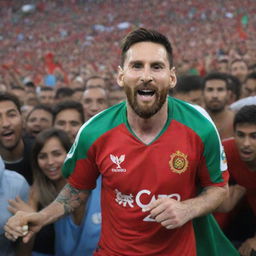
124,83,169,119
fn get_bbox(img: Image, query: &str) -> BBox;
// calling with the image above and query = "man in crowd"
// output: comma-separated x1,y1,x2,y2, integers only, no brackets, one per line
4,28,237,256
218,105,256,256
0,93,33,184
0,156,29,255
37,87,55,106
202,72,235,139
82,86,108,120
53,100,84,143
241,72,256,99
172,75,203,106
85,76,107,89
230,59,249,84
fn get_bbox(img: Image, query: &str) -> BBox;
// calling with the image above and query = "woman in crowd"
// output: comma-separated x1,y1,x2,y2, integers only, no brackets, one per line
8,128,101,256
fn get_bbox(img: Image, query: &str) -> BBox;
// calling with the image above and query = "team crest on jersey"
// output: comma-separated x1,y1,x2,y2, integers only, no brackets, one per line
110,154,127,172
169,150,189,174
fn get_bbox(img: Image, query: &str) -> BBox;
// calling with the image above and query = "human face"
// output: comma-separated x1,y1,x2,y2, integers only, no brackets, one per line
235,123,256,164
26,109,53,137
230,61,248,82
54,109,83,143
39,90,54,105
241,78,256,98
37,137,66,181
117,42,176,119
0,101,23,150
82,88,108,120
203,79,229,113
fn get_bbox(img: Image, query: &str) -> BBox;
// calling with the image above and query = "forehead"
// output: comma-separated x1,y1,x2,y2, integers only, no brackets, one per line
235,123,256,132
40,137,63,151
231,61,247,69
83,88,107,98
56,109,81,121
205,79,227,88
124,42,169,65
29,109,52,117
0,100,19,113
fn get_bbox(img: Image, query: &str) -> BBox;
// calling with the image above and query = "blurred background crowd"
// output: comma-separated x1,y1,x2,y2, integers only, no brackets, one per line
0,1,256,256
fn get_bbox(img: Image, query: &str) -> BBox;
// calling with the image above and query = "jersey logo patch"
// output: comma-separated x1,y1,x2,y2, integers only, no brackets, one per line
110,154,126,172
169,150,189,174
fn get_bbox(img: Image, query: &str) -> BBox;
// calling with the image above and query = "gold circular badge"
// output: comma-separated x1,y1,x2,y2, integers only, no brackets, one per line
169,150,189,174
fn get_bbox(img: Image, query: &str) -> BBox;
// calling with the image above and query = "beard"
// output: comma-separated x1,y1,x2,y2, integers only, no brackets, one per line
205,100,226,113
124,83,169,119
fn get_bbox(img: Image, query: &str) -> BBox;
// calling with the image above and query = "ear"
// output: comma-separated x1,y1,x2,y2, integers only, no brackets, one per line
117,66,124,88
169,67,177,89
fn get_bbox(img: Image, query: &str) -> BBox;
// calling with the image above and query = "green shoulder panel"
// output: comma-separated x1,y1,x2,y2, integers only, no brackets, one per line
169,97,227,183
62,102,126,178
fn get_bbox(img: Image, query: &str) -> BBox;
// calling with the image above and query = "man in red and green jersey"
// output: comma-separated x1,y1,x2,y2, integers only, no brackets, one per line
4,28,237,256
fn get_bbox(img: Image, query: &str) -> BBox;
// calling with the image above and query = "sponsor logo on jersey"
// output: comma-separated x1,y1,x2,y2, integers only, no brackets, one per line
110,154,127,172
169,150,189,174
114,189,181,222
221,146,227,171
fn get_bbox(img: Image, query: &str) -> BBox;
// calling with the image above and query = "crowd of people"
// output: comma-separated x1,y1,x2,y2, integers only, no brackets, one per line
0,1,256,256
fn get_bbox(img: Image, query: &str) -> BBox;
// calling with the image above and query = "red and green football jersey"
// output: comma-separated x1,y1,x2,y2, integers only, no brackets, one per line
62,97,229,256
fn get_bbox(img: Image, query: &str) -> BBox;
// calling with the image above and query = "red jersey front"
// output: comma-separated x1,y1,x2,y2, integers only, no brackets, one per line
63,98,228,256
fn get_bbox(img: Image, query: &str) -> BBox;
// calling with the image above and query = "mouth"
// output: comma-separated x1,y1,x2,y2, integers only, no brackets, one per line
1,130,14,138
137,89,156,96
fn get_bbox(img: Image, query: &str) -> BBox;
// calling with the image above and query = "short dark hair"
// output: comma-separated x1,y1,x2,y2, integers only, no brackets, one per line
175,75,202,93
52,100,84,123
202,72,229,90
0,92,21,113
226,74,241,101
245,72,256,82
120,28,173,68
234,105,256,129
26,104,53,122
55,87,74,99
40,86,54,92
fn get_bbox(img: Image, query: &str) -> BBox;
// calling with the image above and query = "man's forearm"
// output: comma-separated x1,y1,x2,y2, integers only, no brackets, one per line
39,183,90,226
183,184,229,220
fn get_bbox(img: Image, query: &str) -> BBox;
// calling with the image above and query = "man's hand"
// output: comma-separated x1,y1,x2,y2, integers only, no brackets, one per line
4,211,45,243
8,196,35,214
143,198,191,229
239,236,256,256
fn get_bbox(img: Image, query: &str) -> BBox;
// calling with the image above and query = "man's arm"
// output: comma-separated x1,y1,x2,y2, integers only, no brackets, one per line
4,183,90,243
144,184,228,229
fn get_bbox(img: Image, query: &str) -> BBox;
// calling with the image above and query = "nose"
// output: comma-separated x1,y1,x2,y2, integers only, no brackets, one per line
47,155,55,166
2,116,11,128
243,136,251,147
140,66,153,84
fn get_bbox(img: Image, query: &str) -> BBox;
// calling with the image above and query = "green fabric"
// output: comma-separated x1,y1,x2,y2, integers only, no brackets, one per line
194,215,239,256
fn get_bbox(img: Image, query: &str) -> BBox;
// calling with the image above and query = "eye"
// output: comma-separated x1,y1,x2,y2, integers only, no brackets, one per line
131,62,142,69
152,64,163,70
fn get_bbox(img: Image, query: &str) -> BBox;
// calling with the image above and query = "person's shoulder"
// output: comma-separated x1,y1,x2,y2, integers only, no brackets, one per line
3,169,29,185
79,101,126,135
170,97,216,135
222,137,236,152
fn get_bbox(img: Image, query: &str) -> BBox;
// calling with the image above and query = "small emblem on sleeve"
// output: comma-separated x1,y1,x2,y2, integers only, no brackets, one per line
169,150,189,174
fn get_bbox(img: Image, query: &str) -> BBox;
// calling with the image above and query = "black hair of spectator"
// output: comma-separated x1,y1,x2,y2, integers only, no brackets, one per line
0,92,21,113
175,75,202,93
248,63,256,72
40,86,54,92
202,72,229,90
11,85,25,91
25,81,36,89
54,87,74,99
245,72,256,82
26,104,53,122
52,100,85,123
120,28,173,68
226,74,241,101
233,105,256,129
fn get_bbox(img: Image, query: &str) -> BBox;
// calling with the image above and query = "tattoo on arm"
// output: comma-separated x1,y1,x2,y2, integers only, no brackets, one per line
55,184,90,215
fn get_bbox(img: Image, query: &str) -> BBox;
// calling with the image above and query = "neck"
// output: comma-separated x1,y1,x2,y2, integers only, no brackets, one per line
0,139,24,162
127,101,168,144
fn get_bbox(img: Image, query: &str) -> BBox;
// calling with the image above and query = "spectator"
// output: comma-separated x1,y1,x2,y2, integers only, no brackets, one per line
25,104,53,139
85,76,107,89
241,72,256,99
230,59,249,84
202,72,235,139
108,87,126,106
0,92,33,184
82,86,108,120
38,87,55,106
0,156,29,256
53,101,84,143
